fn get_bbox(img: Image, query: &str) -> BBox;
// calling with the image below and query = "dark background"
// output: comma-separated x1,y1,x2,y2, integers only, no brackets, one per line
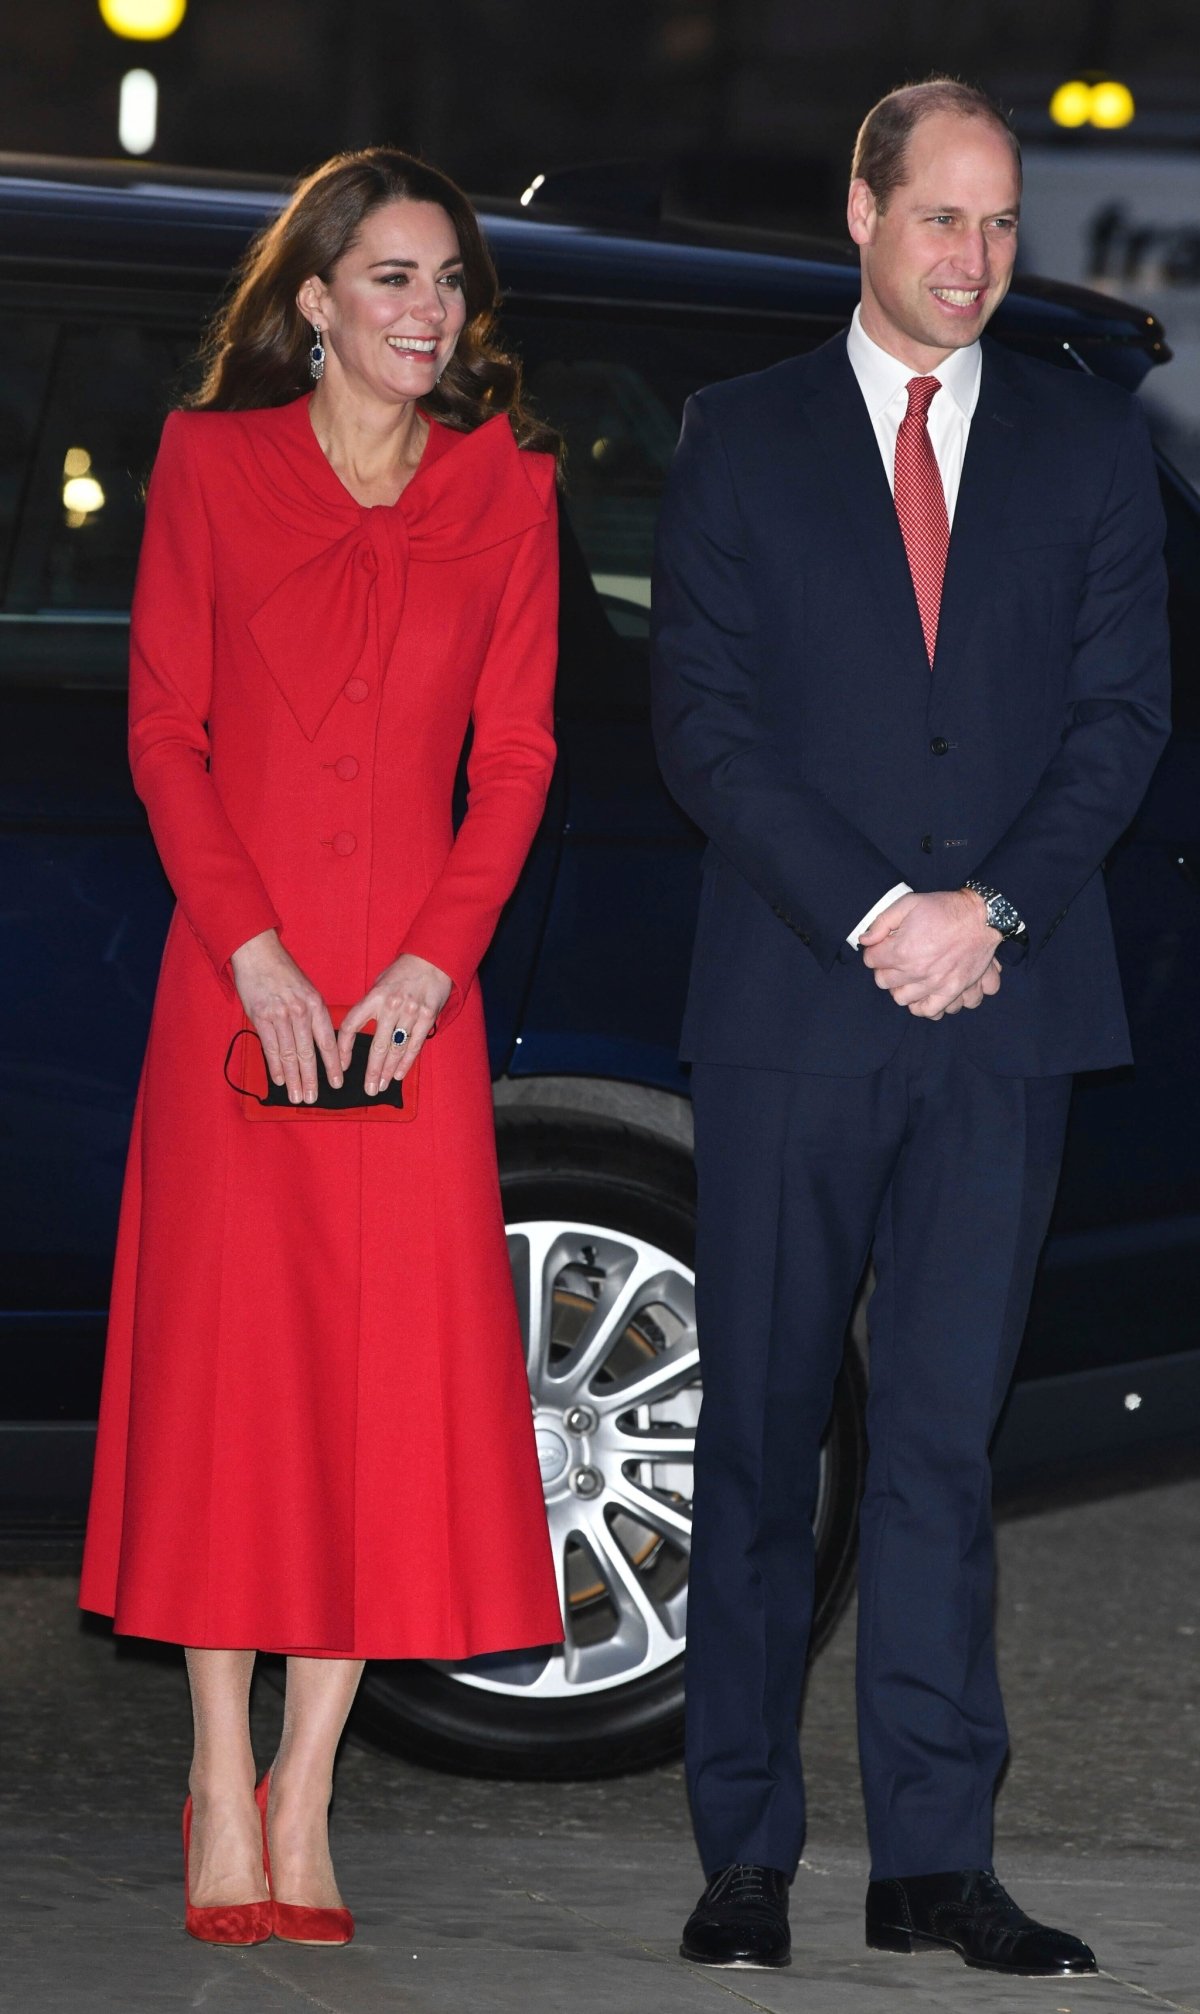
6,0,1200,230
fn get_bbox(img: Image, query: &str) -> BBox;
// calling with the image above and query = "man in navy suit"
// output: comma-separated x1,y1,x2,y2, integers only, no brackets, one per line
652,77,1170,1977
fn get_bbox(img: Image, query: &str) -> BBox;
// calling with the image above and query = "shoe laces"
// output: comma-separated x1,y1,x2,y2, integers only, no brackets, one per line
712,1864,779,1906
969,1872,1025,1923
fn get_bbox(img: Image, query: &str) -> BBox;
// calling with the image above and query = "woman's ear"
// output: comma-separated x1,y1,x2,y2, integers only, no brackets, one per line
296,277,326,327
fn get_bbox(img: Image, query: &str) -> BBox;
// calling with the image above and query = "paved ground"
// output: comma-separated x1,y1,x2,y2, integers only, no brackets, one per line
3,1458,1198,2013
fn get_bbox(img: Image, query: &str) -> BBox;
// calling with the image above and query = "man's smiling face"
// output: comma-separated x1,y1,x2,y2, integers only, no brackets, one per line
848,109,1021,371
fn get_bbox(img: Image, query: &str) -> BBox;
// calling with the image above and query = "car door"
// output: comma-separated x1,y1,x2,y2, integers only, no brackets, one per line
499,304,844,1088
0,300,205,1431
1015,457,1200,1390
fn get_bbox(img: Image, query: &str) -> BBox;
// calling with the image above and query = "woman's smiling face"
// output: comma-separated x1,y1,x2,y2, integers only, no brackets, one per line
298,199,469,404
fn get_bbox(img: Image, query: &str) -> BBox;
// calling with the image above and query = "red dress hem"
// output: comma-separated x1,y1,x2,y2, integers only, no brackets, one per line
78,1599,565,1662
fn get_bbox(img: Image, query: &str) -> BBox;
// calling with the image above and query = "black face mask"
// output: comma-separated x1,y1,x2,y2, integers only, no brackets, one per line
223,1026,407,1110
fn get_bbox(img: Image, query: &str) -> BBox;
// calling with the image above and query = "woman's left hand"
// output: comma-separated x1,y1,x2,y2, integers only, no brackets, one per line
338,953,453,1094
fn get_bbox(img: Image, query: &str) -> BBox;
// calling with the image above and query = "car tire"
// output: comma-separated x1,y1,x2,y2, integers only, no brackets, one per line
352,1109,866,1778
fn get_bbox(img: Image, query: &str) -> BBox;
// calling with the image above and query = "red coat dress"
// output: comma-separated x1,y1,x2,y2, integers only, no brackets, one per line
78,397,564,1658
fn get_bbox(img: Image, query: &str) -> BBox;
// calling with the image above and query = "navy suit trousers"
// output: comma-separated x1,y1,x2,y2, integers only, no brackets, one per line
686,1020,1072,1881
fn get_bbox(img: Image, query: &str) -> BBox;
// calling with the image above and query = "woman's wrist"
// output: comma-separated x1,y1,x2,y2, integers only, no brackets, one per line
230,927,280,970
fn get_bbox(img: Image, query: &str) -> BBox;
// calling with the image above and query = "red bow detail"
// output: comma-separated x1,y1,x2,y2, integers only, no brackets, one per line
247,415,550,741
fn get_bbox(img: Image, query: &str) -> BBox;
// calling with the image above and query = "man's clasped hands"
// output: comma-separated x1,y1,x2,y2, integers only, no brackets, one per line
858,887,1003,1021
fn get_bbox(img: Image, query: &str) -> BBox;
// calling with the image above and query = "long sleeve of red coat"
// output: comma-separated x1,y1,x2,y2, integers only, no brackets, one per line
399,458,559,1027
128,413,282,989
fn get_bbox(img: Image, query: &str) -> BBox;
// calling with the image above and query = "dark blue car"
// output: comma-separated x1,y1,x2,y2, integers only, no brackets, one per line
1,156,1197,1778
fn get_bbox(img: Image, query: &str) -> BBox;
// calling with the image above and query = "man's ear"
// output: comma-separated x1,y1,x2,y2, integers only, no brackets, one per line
847,177,878,249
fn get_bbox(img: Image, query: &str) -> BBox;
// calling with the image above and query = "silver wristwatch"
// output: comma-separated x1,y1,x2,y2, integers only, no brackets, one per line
963,879,1026,940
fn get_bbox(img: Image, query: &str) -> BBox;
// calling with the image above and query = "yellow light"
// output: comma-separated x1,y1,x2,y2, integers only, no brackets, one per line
98,0,186,40
1090,79,1135,129
1050,80,1092,128
1050,76,1136,130
63,446,92,478
63,475,106,516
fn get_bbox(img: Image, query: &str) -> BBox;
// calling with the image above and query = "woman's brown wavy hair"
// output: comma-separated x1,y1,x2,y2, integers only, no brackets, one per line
188,146,559,459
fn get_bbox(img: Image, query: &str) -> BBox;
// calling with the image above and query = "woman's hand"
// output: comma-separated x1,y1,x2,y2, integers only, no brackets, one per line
338,953,453,1095
230,929,341,1105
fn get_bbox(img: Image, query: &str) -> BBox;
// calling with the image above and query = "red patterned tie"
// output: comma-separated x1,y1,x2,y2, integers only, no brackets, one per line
894,375,950,665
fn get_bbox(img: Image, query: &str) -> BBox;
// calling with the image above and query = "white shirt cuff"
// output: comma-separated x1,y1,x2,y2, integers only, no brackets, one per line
848,883,914,948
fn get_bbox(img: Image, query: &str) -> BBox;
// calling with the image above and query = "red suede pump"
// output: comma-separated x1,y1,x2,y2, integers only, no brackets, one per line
255,1773,355,1947
182,1794,272,1946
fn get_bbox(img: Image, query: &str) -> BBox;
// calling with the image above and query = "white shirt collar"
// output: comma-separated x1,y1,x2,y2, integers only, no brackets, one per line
846,302,981,422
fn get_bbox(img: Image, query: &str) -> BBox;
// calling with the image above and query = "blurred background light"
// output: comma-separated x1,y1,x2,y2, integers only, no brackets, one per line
1050,76,1136,129
1091,80,1136,128
62,447,92,479
118,68,158,154
98,0,186,37
1049,80,1093,128
520,174,545,209
62,473,105,528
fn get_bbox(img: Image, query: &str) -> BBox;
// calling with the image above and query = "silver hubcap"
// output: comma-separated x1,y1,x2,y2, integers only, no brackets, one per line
435,1220,700,1699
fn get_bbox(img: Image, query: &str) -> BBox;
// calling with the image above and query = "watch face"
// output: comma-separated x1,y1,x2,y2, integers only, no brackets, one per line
966,881,1019,936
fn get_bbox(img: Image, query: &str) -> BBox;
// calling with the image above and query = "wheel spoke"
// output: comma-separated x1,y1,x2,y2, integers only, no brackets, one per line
581,1509,679,1665
544,1498,587,1688
602,1421,696,1461
545,1498,572,1623
593,1339,700,1413
604,1472,693,1548
508,1221,562,1389
546,1247,683,1400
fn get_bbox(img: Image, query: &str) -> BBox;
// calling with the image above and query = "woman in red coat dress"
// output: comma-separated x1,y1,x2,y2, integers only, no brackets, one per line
79,148,563,1946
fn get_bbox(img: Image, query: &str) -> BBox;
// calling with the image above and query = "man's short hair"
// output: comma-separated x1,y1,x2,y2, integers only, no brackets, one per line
851,76,1022,212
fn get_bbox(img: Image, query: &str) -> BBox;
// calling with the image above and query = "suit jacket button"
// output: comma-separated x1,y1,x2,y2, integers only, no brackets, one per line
334,755,360,780
343,677,369,703
332,830,357,856
920,833,933,853
930,736,950,756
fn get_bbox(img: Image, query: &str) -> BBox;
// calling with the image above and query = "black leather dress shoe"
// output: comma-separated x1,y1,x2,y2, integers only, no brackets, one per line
866,1869,1098,1976
680,1864,791,1968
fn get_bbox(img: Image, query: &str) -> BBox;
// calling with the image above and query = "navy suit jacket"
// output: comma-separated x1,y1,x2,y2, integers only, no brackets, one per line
651,331,1172,1077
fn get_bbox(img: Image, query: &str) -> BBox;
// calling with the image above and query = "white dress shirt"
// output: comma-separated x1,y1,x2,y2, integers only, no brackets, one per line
843,304,983,946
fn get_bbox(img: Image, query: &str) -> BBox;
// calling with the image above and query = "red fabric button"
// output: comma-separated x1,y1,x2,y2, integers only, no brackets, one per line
343,677,369,703
332,831,357,856
334,755,359,781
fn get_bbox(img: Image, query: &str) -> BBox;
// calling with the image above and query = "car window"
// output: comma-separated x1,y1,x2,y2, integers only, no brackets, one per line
0,320,56,600
507,311,837,628
8,319,199,618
